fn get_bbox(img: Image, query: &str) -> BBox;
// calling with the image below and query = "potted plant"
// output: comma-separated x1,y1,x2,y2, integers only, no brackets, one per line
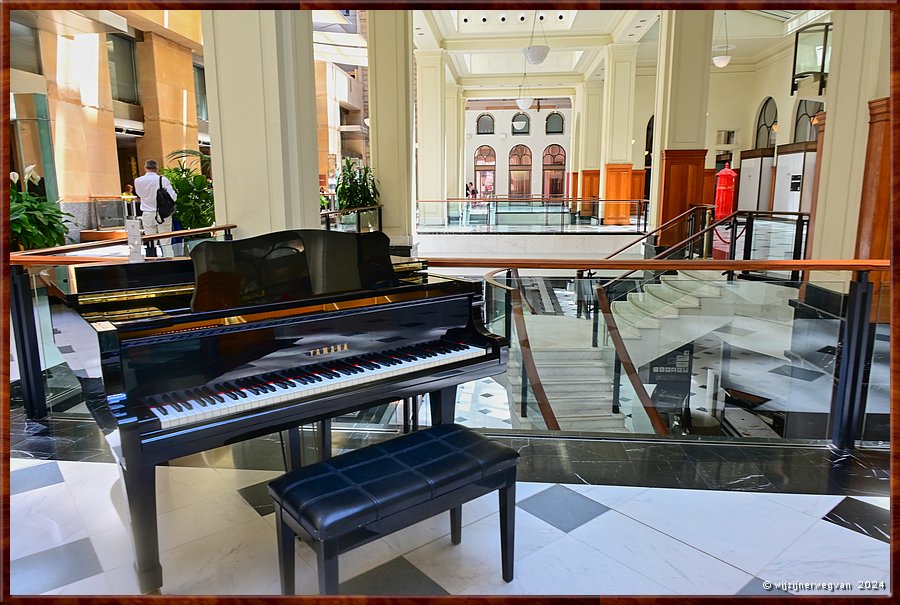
160,162,215,230
335,158,379,210
9,171,74,251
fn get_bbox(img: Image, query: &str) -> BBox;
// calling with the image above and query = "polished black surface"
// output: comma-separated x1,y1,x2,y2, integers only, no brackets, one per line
11,406,889,498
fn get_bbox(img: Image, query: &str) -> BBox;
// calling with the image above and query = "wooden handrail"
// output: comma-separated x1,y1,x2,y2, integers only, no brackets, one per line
448,258,888,271
595,287,670,436
509,268,560,431
602,205,711,260
10,224,238,257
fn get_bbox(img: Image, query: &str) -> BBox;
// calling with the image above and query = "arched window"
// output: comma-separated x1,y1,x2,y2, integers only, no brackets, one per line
755,97,778,149
476,113,494,135
473,145,496,197
793,100,824,143
511,112,530,135
542,145,566,198
545,112,564,134
508,145,532,198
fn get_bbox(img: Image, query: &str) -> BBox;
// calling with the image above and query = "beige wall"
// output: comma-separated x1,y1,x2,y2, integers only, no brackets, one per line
631,71,656,169
135,32,199,169
704,67,759,169
35,30,120,202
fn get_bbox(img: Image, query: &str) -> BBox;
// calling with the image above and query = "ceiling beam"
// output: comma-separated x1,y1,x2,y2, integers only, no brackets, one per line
462,86,576,99
442,33,613,52
459,72,585,87
611,10,660,44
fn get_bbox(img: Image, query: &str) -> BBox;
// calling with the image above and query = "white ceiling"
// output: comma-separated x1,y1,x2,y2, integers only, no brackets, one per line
413,9,824,93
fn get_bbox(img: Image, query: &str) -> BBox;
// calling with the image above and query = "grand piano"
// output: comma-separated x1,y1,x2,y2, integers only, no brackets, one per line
57,229,508,594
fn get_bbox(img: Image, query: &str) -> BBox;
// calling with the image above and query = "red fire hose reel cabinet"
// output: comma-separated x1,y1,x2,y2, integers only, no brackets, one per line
714,162,737,220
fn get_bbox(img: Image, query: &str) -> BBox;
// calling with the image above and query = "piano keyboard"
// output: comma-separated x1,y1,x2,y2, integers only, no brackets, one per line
145,340,486,430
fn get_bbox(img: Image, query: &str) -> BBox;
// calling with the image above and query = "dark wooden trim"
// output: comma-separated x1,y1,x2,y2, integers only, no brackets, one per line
738,147,776,160
465,258,890,276
508,269,560,431
775,141,818,155
596,287,669,436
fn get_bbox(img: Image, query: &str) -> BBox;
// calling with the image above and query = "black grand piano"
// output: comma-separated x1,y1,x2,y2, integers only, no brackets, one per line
56,229,507,594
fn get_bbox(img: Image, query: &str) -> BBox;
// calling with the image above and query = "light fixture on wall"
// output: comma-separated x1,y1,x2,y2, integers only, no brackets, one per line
523,11,550,65
712,10,732,68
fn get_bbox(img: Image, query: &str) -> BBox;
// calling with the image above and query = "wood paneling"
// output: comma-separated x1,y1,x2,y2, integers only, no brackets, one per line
657,149,707,245
630,169,646,201
580,170,600,217
604,164,632,225
805,112,826,262
568,171,578,210
854,98,890,323
703,169,716,206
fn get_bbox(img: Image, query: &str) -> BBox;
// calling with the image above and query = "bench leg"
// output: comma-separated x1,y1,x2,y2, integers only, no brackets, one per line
316,539,340,595
275,507,295,595
499,480,516,582
450,505,462,545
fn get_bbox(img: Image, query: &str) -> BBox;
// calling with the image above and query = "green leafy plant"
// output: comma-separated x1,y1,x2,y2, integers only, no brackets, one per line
160,162,215,230
166,148,211,174
9,188,74,250
335,158,379,210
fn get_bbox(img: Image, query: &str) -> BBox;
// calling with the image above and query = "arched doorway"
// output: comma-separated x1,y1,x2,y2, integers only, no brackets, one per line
473,145,495,197
755,97,778,148
542,144,566,198
508,144,532,199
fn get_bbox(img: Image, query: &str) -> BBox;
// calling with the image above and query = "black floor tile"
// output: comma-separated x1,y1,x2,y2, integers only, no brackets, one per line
768,364,825,382
339,557,449,596
518,484,610,532
238,481,275,516
10,462,65,495
10,538,103,595
824,497,890,543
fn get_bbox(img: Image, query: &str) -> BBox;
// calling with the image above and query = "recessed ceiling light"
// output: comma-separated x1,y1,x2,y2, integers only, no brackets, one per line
463,17,468,23
635,25,642,28
628,33,634,36
639,19,647,23
558,14,564,20
482,16,487,23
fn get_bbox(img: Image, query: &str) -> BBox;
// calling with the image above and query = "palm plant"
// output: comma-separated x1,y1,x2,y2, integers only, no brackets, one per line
160,162,215,229
165,149,212,174
10,187,74,250
335,158,379,210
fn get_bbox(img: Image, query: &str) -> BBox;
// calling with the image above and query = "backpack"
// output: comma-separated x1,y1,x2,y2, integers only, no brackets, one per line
155,176,176,223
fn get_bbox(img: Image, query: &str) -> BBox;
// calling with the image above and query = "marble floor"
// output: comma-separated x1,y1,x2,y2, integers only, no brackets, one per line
9,406,891,596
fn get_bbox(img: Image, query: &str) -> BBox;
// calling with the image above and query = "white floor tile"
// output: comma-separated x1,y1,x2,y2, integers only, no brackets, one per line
104,563,143,595
755,492,845,518
90,523,136,571
406,509,566,594
460,534,672,595
569,484,649,509
10,482,88,560
571,511,753,595
757,520,891,594
157,490,259,552
213,467,281,490
614,488,821,575
160,517,282,595
155,466,235,514
295,531,401,585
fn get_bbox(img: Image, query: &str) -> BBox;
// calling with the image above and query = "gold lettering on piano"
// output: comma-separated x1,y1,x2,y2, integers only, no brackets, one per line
307,343,349,356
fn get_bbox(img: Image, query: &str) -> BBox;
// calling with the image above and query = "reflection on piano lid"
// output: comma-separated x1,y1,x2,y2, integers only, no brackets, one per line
190,230,401,312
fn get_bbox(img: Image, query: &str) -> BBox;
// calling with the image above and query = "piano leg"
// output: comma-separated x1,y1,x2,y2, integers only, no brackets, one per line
281,427,303,471
120,464,163,594
319,419,332,460
428,386,457,425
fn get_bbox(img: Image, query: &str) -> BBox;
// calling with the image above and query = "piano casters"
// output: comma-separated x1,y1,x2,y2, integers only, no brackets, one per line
119,464,164,594
280,421,333,470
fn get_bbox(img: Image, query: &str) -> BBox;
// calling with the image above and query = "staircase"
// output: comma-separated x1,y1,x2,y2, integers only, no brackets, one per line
501,315,628,433
610,270,795,368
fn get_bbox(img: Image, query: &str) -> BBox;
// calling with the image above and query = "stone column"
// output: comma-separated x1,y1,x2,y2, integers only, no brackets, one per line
444,83,463,199
202,10,320,236
810,10,890,268
368,10,415,251
572,81,603,216
415,49,446,227
135,32,199,168
650,10,713,243
599,44,639,225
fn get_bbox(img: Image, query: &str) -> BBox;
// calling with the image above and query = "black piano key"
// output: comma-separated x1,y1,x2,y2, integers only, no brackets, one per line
201,386,225,403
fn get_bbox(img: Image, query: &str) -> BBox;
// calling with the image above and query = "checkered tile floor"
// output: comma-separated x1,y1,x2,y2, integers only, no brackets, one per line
9,456,890,596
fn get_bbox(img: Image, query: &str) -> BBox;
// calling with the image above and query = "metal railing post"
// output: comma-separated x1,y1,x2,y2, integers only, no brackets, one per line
11,265,48,420
726,214,739,281
790,214,806,281
504,269,512,341
831,271,875,449
612,354,622,414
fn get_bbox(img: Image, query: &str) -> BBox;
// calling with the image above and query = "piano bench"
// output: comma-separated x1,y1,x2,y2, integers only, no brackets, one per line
267,423,520,595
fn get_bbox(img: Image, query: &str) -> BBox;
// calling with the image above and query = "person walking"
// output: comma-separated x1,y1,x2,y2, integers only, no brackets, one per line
134,159,177,257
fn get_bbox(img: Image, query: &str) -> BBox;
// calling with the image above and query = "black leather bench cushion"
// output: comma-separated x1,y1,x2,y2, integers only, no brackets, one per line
268,424,519,540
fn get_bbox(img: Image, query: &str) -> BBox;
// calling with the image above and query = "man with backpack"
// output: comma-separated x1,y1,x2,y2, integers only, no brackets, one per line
134,159,177,256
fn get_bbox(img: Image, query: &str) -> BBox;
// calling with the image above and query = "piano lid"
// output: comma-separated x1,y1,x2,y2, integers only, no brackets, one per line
189,230,401,313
